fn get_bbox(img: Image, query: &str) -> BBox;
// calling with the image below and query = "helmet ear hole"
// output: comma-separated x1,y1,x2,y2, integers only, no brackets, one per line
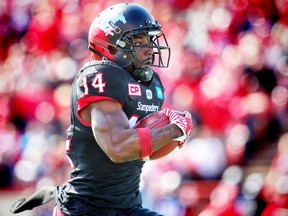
108,46,118,55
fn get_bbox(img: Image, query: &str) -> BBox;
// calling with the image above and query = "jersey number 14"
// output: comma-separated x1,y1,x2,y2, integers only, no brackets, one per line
82,73,106,95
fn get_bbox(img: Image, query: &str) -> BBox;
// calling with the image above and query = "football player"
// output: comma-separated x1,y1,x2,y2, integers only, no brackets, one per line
10,3,193,216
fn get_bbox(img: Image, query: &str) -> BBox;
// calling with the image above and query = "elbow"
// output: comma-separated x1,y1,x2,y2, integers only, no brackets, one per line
109,156,124,163
108,152,124,163
106,144,138,163
105,146,129,163
95,133,139,163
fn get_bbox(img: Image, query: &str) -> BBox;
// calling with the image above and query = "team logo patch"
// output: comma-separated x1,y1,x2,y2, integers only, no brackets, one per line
155,86,163,99
128,83,142,96
146,89,153,100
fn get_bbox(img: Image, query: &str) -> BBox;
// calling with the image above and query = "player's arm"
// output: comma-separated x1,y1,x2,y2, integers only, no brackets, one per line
79,100,182,163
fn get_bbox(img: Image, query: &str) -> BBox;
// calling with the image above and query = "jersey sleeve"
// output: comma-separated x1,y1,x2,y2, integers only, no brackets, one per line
75,63,128,123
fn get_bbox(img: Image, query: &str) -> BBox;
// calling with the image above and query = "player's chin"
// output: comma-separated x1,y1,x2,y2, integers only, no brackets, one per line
144,59,153,67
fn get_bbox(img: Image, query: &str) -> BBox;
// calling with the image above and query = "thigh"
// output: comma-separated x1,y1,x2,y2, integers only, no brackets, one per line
86,207,162,216
125,207,163,216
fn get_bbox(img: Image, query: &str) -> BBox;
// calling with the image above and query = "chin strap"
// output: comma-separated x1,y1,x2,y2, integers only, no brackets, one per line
132,68,153,82
10,186,55,214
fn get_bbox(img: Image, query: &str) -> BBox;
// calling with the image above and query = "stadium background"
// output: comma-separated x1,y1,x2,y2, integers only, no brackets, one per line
0,0,288,215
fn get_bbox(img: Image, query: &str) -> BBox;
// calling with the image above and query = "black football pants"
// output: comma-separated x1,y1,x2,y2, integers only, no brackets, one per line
56,206,163,216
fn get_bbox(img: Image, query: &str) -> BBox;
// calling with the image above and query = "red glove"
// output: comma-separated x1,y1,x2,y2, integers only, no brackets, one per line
163,108,193,147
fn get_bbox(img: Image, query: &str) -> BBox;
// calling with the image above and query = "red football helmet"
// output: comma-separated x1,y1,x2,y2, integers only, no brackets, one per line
88,3,170,81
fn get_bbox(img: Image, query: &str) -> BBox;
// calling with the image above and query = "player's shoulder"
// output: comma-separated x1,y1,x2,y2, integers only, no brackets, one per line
80,60,127,75
150,71,164,89
152,71,161,82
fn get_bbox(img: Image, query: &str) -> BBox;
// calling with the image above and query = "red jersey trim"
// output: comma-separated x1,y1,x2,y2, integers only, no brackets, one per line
77,96,122,127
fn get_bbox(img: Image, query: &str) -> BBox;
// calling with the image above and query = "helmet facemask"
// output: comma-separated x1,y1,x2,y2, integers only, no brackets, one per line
115,27,170,82
116,26,170,68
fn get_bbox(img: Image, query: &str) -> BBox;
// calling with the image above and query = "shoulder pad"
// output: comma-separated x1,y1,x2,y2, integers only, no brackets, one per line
79,60,101,72
80,60,126,73
152,71,163,85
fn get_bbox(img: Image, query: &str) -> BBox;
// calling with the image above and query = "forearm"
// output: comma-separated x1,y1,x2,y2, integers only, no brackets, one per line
150,124,182,152
94,125,181,163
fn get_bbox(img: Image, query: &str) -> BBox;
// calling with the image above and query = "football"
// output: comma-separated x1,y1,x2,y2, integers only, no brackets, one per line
134,111,179,160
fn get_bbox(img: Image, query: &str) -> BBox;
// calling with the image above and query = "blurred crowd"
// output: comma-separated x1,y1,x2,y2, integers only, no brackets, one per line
0,0,288,215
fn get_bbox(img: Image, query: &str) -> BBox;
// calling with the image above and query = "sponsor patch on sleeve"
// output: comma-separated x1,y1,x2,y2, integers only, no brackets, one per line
128,83,142,96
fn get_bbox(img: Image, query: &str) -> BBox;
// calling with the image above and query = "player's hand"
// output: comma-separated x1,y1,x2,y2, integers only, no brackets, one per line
163,108,193,147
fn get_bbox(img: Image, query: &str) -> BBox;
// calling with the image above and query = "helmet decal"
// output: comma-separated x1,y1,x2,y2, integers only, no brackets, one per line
99,13,127,36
